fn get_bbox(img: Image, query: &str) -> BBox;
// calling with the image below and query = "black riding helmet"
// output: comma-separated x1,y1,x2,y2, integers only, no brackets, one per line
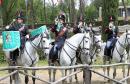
16,11,25,20
58,14,65,22
109,15,115,22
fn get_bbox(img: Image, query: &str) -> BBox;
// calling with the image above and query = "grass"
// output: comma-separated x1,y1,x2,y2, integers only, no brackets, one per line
0,60,48,76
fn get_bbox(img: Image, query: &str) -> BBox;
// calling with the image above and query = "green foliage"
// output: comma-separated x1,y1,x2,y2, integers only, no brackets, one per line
1,0,26,25
119,0,130,5
102,0,119,41
0,45,5,62
85,4,98,23
92,0,103,10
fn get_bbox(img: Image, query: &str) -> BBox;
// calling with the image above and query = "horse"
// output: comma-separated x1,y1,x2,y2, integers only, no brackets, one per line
48,32,92,83
100,30,130,84
89,30,102,63
4,28,50,84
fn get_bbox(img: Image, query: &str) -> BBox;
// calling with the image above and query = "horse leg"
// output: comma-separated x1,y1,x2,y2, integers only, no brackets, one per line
24,70,29,84
122,65,128,84
48,60,52,82
113,66,116,79
107,60,111,82
32,70,36,84
122,65,125,78
69,69,72,83
9,70,13,84
128,65,130,76
103,56,107,81
49,60,56,82
61,69,66,84
53,69,56,82
8,68,13,84
14,71,21,84
65,69,67,82
74,68,78,83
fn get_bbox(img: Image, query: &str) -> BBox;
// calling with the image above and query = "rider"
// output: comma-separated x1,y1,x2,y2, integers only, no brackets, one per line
73,16,87,34
104,16,118,57
50,13,68,60
6,11,29,52
87,21,94,33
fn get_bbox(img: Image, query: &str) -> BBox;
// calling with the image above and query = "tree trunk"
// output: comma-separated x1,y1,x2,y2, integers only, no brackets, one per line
43,0,46,23
30,0,35,25
122,0,128,24
79,0,85,18
0,5,3,27
71,0,76,26
102,0,119,41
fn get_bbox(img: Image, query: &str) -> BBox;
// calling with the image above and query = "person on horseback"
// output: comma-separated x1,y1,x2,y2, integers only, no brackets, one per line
73,16,87,34
50,13,68,60
6,11,29,52
87,21,95,33
104,15,119,57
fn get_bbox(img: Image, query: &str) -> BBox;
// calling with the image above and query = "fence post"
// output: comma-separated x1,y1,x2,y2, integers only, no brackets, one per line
84,66,91,84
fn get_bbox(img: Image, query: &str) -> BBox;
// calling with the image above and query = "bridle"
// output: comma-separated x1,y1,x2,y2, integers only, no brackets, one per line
30,32,50,51
89,32,101,64
115,32,130,62
62,35,90,65
24,32,50,66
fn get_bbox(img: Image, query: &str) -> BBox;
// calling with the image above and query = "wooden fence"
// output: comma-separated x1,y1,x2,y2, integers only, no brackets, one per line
0,63,130,84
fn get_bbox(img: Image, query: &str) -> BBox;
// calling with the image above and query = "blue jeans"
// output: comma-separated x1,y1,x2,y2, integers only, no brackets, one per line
50,37,65,58
106,38,117,49
55,37,65,50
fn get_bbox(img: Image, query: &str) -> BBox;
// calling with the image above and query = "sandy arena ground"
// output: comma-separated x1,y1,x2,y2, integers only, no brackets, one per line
0,68,130,84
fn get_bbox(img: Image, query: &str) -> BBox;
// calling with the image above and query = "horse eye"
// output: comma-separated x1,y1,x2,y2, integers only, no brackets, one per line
85,41,88,43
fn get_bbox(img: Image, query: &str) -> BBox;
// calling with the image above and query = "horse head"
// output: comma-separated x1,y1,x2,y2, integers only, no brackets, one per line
39,29,51,58
92,30,102,52
79,33,92,64
30,28,50,59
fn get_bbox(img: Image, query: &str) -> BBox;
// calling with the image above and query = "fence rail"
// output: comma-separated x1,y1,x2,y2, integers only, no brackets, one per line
0,63,130,84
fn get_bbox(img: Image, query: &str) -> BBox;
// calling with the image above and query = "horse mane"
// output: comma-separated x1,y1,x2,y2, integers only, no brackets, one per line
67,33,85,40
29,34,40,41
118,32,127,42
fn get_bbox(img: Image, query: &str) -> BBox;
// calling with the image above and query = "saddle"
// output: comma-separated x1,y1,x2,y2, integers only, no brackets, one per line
76,48,82,63
104,38,117,60
10,48,19,64
49,46,61,63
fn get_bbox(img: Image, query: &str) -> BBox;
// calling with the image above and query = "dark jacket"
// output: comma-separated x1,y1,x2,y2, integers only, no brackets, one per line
105,27,118,40
51,23,67,40
6,23,29,37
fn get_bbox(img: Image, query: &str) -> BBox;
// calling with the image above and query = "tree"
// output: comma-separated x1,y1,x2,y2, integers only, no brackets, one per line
79,0,85,17
92,0,103,11
122,0,128,24
102,0,119,41
70,0,76,25
85,4,98,23
1,0,26,26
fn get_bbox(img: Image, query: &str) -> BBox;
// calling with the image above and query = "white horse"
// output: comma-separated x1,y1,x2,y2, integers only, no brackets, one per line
100,31,130,84
4,29,50,84
48,33,91,83
89,30,102,64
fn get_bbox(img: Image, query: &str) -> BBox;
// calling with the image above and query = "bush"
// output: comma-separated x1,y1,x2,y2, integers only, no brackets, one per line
0,45,6,62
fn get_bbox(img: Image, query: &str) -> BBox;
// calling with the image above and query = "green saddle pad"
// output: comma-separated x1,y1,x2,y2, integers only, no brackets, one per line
2,31,21,51
30,25,47,37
